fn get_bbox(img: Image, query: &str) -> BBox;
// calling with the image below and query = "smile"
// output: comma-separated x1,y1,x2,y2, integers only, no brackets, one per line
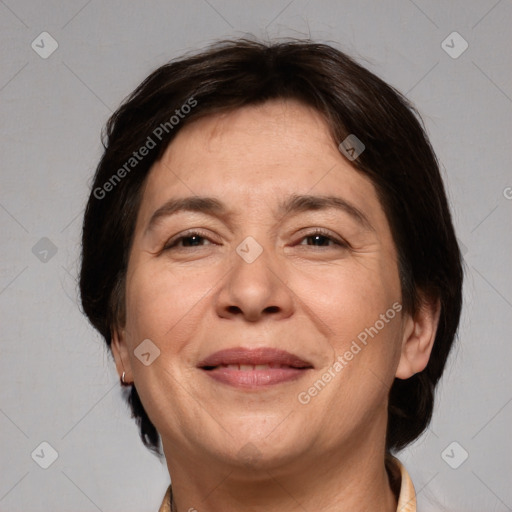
198,347,313,388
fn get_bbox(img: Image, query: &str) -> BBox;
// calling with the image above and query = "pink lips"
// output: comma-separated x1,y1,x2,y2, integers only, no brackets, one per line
197,347,313,389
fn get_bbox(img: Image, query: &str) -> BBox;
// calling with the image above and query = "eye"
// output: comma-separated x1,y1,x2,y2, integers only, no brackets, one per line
163,230,216,250
297,229,348,248
162,228,347,251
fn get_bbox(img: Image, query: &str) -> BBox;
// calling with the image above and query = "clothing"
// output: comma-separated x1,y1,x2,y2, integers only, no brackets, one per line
393,457,417,512
158,457,416,512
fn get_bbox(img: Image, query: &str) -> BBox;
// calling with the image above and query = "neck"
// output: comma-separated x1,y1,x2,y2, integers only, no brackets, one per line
164,434,397,512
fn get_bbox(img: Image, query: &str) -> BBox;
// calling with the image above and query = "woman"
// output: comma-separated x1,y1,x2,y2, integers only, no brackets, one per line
80,39,463,511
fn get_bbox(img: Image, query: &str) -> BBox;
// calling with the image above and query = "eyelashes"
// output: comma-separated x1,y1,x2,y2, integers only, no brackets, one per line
163,228,349,252
295,228,349,249
162,229,216,251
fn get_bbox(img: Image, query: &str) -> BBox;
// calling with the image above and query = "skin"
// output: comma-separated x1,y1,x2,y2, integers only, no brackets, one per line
112,99,440,512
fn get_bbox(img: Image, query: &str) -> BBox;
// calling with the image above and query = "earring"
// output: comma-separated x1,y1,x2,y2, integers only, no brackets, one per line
121,369,132,386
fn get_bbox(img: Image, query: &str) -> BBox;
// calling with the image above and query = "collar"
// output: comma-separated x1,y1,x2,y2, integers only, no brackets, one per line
392,457,417,511
158,457,416,512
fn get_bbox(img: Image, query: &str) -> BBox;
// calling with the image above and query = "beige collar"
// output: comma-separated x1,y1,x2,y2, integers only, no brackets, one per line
393,457,417,511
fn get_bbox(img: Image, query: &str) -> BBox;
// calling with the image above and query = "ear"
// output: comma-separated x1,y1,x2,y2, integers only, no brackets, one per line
111,326,134,384
395,295,441,379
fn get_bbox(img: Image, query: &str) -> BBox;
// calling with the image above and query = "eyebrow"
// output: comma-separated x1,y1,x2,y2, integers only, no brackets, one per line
277,194,374,231
145,193,374,234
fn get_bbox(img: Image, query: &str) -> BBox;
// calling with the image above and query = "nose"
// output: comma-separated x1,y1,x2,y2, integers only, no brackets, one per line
215,241,295,323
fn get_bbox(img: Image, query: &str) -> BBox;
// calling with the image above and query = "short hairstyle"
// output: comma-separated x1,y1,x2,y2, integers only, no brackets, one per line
79,38,464,456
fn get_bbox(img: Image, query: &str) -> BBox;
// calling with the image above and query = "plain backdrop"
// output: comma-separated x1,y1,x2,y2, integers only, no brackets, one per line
1,1,511,511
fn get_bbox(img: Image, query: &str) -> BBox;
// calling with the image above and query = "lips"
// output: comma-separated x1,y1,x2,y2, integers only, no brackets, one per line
198,347,313,388
198,347,312,369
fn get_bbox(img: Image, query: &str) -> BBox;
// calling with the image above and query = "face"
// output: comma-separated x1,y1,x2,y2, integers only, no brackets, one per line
114,99,411,472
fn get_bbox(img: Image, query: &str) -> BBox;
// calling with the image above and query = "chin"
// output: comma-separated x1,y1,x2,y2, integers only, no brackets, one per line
203,416,310,470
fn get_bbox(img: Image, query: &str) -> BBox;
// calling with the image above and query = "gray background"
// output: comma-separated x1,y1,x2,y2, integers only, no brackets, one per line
1,1,511,511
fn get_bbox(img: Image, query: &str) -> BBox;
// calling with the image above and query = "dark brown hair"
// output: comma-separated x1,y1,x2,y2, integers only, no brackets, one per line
80,38,463,456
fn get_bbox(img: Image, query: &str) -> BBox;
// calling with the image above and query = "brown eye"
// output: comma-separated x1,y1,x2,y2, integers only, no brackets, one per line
163,231,214,250
297,229,348,248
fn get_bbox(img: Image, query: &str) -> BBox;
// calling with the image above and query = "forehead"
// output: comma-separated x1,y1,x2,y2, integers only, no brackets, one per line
136,99,384,229
159,99,338,182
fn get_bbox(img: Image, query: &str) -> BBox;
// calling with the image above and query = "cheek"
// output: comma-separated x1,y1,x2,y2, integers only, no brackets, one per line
122,261,219,423
292,256,400,338
124,260,218,352
293,255,403,396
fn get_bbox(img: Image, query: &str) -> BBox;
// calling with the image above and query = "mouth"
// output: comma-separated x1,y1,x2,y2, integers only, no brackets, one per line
197,347,313,389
